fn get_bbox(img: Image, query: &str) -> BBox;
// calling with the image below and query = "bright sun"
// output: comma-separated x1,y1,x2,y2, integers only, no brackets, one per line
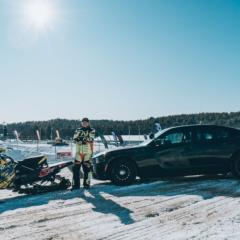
21,0,57,33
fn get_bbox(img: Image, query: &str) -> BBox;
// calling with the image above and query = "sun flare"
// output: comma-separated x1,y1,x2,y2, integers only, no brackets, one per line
21,0,57,33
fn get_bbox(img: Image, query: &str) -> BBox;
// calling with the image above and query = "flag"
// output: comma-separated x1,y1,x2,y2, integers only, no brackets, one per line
14,130,19,140
36,130,41,141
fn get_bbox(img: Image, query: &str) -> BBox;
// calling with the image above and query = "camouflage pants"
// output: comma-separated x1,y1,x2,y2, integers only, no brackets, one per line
73,143,93,188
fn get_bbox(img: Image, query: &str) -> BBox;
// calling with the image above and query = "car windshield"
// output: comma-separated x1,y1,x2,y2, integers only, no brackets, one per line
139,129,168,146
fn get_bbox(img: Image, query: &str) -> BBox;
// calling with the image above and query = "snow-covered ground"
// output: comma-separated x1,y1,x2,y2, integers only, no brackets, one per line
1,172,240,240
1,142,240,239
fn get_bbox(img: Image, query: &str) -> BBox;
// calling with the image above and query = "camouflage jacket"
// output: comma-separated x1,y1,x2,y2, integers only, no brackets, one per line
73,127,95,144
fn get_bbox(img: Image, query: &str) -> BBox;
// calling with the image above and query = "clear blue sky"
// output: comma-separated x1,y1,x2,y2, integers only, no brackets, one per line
0,0,239,123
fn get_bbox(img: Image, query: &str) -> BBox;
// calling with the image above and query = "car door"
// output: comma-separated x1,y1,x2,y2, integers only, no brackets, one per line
151,128,194,176
182,126,234,173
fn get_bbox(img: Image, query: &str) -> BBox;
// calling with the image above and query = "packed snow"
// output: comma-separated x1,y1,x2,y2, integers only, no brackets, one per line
1,141,240,240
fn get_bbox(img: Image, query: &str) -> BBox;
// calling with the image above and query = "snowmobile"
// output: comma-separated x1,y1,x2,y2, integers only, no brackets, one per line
0,154,73,194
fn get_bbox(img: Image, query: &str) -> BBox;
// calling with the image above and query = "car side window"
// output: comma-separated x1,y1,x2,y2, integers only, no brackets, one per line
165,132,184,144
156,130,192,146
195,128,230,143
215,129,230,140
196,131,214,142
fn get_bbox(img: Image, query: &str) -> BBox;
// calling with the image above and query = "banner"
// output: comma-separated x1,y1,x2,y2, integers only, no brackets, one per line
57,151,72,159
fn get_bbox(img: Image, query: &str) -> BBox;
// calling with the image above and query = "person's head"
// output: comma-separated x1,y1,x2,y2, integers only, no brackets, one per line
81,117,90,128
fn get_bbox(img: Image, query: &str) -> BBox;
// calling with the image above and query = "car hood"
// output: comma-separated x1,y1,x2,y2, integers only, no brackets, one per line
93,145,144,158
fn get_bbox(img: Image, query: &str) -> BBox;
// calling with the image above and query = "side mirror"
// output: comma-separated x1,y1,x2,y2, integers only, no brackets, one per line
149,133,155,139
151,138,163,147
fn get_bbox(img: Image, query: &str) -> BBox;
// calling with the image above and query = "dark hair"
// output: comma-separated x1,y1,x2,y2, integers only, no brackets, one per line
82,117,90,123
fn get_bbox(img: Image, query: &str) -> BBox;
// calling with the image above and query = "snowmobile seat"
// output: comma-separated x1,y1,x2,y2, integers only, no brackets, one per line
17,155,48,170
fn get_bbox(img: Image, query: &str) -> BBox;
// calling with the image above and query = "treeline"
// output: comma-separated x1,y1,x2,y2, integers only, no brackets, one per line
1,112,240,140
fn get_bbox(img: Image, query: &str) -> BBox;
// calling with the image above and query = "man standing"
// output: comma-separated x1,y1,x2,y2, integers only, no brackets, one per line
72,118,95,190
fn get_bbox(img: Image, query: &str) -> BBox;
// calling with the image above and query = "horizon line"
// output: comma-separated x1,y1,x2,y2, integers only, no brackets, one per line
2,110,240,125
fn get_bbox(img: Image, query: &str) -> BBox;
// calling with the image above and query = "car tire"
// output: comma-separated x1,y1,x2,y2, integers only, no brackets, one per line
231,153,240,178
109,160,137,186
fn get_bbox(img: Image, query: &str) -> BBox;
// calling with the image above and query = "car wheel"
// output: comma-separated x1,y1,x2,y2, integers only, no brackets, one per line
231,154,240,178
109,160,137,186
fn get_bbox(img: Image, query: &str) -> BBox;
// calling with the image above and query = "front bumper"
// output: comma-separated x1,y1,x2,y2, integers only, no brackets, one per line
92,158,108,180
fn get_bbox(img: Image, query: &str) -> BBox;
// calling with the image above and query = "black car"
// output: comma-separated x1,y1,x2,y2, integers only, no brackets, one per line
92,125,240,185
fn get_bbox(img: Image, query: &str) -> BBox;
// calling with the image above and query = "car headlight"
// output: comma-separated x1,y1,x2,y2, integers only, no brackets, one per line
94,154,105,164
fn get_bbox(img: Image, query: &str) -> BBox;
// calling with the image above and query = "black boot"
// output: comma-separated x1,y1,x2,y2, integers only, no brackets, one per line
83,184,90,190
82,161,92,190
72,164,81,190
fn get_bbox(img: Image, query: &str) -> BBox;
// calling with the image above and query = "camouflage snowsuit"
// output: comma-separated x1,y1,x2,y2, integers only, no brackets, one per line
72,127,95,188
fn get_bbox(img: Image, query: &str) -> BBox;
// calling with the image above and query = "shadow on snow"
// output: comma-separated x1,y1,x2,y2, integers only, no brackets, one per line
0,174,240,225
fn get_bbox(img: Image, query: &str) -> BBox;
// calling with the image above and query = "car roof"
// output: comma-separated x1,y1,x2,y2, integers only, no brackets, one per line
164,124,240,132
144,124,240,146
